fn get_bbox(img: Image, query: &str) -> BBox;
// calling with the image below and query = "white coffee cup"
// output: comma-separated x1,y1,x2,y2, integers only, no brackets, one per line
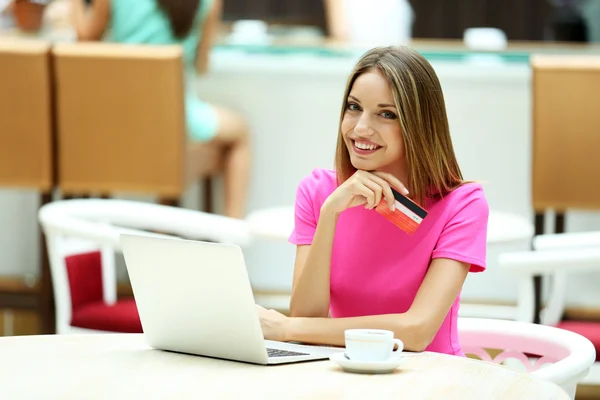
345,329,404,362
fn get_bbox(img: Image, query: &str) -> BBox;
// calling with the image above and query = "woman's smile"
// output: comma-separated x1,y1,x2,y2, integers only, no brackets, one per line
351,139,383,156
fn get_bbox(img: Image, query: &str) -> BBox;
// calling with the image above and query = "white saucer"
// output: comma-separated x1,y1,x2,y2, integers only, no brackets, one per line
329,352,407,374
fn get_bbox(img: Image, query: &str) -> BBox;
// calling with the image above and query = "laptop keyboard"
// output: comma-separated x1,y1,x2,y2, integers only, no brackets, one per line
267,348,309,358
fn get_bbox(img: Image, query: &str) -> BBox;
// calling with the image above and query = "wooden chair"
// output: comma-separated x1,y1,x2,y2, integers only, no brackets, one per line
530,54,600,322
51,42,223,211
0,39,55,334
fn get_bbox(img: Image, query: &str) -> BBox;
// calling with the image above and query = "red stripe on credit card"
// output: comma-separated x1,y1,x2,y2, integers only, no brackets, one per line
375,193,427,235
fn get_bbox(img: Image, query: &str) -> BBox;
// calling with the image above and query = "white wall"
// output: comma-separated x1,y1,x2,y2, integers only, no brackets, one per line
1,49,599,309
0,190,41,282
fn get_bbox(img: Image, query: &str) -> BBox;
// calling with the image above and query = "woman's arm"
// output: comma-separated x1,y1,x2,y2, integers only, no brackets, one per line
289,207,339,318
283,258,470,351
70,0,110,41
323,0,349,40
195,0,221,74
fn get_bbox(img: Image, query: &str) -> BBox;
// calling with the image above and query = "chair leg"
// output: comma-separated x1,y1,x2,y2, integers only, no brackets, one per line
533,212,545,324
555,212,565,234
38,192,55,334
62,194,88,200
202,177,214,214
158,197,179,208
532,211,567,325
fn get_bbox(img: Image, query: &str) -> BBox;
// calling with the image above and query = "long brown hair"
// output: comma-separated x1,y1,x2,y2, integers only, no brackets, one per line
334,46,465,206
157,0,202,38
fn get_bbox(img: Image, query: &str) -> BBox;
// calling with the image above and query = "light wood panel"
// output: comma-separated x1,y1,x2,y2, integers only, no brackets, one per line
0,39,53,191
52,42,187,197
0,309,40,336
532,55,600,211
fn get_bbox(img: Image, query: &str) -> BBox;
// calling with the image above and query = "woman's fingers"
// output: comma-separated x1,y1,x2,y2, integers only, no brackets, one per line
364,173,396,211
371,171,409,196
348,170,408,211
359,178,383,209
351,180,377,208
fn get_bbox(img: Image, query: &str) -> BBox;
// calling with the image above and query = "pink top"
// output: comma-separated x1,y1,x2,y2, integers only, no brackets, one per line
289,168,489,356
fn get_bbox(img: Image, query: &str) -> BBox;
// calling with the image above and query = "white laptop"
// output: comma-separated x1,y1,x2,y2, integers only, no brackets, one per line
120,233,343,365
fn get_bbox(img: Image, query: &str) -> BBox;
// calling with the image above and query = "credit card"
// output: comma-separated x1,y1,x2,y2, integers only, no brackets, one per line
375,188,428,234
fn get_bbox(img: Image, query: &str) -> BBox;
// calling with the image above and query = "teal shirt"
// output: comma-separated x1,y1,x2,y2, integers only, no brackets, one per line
108,0,218,141
109,0,214,67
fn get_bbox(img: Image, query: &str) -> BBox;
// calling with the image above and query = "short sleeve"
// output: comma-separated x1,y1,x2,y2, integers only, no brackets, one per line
288,169,336,245
288,178,318,245
431,184,489,273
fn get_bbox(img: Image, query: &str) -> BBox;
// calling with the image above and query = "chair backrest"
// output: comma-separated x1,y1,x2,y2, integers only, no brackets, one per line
0,39,53,191
52,42,187,197
532,232,600,326
531,55,600,212
38,199,250,334
459,317,596,399
498,232,600,387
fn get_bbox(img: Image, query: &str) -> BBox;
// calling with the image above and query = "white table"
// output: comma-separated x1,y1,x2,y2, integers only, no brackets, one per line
247,206,534,244
0,334,569,400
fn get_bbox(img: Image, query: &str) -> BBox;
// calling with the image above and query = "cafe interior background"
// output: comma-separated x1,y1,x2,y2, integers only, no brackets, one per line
1,0,600,397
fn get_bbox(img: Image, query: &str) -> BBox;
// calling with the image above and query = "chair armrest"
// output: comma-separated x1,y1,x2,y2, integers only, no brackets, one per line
41,215,176,251
499,248,600,275
39,199,251,246
534,231,600,251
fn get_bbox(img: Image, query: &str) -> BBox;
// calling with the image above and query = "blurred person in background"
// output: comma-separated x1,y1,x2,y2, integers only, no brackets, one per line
323,0,347,41
70,0,251,219
323,0,413,45
549,0,588,41
581,0,600,42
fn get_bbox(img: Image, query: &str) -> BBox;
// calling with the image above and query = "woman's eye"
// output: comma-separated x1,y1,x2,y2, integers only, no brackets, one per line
381,111,397,119
346,102,361,111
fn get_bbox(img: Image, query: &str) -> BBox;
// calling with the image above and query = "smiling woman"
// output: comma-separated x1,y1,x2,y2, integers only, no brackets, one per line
257,46,489,356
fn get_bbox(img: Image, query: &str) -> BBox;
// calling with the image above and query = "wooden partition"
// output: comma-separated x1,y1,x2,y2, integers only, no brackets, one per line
52,43,187,200
0,39,55,334
532,55,600,212
0,40,53,191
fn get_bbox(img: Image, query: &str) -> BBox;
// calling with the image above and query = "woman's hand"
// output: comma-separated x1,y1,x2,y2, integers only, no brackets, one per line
256,305,290,342
322,170,408,215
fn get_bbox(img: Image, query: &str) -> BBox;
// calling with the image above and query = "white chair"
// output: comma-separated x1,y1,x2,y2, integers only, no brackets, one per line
499,231,600,386
38,199,250,335
459,317,596,399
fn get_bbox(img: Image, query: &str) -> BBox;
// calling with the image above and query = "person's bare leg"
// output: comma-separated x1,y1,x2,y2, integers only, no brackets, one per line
210,105,251,219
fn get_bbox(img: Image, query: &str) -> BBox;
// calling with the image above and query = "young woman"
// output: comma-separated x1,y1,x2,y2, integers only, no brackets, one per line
70,0,251,218
257,46,489,356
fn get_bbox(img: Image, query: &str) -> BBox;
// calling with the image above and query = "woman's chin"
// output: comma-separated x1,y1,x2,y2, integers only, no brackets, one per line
350,158,379,171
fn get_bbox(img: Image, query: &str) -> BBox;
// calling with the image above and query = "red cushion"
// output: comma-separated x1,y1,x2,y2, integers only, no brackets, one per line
71,298,143,333
65,251,104,310
556,320,600,362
